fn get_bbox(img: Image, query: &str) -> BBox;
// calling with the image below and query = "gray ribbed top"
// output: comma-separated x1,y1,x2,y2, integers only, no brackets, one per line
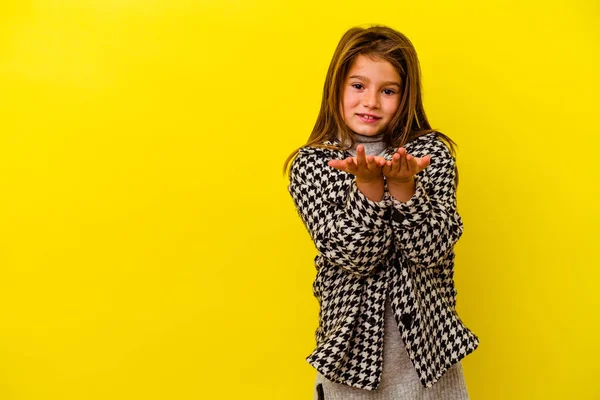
339,132,387,157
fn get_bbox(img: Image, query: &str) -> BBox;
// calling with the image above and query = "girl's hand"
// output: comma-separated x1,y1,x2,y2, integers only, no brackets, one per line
383,147,431,184
328,145,386,183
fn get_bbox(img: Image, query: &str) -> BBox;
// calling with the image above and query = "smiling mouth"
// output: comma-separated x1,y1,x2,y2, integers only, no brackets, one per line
357,114,381,122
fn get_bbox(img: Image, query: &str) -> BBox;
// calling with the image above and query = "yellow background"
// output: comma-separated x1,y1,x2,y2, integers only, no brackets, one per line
0,0,598,399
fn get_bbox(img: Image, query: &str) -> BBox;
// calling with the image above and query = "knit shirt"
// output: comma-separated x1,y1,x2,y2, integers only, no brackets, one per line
338,132,387,157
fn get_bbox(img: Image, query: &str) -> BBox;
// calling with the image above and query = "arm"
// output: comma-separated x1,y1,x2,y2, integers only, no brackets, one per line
288,151,393,277
387,177,416,203
387,139,463,268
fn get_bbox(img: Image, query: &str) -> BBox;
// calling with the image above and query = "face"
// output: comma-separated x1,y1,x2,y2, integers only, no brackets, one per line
341,54,402,136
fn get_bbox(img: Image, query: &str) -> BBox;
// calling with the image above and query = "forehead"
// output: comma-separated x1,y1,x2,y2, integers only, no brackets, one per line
347,54,401,81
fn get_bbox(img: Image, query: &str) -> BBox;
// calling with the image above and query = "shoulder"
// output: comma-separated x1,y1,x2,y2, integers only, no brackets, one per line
381,132,454,162
382,132,457,185
405,132,454,160
290,140,345,181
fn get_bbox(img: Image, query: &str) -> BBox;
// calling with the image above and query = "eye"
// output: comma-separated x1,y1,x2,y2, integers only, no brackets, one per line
383,89,396,95
351,83,364,90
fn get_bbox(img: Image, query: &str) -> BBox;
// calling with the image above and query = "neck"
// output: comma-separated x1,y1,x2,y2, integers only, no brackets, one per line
337,132,385,145
353,132,385,143
338,132,387,157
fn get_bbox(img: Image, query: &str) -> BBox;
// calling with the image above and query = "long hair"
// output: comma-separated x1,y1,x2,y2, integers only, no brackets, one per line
283,25,458,184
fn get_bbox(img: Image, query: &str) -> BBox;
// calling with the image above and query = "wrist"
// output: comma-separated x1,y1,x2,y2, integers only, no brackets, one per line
386,176,415,186
356,176,384,185
355,176,385,202
386,176,416,203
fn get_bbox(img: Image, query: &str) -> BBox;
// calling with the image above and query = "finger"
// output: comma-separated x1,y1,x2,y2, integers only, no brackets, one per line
392,153,401,173
386,156,394,173
374,156,387,167
328,159,346,171
400,151,409,172
405,153,416,173
366,155,377,170
345,157,357,173
412,155,429,172
396,148,406,171
356,145,366,168
382,163,391,176
420,155,431,169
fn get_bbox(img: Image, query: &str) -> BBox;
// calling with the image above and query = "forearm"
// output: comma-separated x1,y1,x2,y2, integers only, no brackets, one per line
387,173,463,267
387,177,416,203
289,172,392,276
356,177,385,202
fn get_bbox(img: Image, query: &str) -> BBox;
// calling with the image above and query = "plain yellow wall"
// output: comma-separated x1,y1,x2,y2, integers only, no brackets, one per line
0,0,598,399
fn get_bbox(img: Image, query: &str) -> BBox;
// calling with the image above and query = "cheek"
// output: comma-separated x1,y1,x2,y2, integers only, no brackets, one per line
385,99,401,115
342,90,357,106
342,96,354,114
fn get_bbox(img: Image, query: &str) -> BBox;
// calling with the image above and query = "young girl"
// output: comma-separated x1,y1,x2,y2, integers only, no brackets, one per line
284,26,480,399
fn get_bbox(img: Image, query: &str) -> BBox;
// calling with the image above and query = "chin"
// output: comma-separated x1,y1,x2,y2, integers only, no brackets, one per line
354,128,382,136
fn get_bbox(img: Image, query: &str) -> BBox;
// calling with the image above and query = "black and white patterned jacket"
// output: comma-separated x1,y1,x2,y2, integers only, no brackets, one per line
288,132,480,390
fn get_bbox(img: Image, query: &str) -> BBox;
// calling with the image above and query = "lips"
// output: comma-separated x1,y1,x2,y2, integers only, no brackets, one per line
357,114,381,123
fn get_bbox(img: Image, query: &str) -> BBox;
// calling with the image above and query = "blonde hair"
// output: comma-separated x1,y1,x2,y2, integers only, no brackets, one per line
283,25,457,180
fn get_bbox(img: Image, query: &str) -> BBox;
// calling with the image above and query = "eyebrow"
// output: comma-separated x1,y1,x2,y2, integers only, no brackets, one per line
348,75,402,88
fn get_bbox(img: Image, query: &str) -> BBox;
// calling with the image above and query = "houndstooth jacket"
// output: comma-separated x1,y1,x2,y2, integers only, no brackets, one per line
287,132,480,391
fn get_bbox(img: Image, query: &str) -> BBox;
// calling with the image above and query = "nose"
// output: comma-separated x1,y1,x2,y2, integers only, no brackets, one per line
362,90,379,108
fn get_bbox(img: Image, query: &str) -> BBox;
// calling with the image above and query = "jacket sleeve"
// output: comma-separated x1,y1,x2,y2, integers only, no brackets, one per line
388,138,464,268
288,151,393,277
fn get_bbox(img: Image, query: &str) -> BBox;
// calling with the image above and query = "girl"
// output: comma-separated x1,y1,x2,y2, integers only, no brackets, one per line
284,26,480,399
